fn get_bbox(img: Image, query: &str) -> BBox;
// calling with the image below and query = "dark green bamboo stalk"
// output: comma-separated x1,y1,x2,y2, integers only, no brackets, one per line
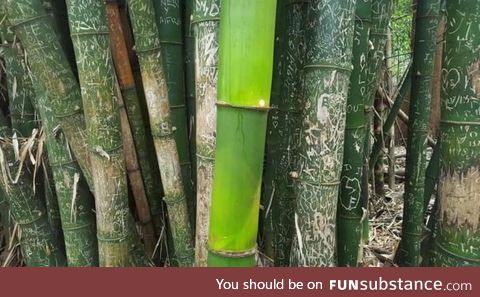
42,167,66,260
369,64,412,170
263,0,307,267
0,189,10,246
397,0,441,267
431,0,480,267
33,90,98,266
207,0,277,267
336,0,372,267
262,0,287,264
127,0,194,266
65,0,141,266
360,0,393,246
290,0,355,267
154,0,194,211
191,0,220,267
183,0,197,195
5,0,94,187
0,119,64,266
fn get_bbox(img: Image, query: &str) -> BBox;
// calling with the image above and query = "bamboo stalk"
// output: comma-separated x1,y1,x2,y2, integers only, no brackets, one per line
65,0,143,266
5,0,95,188
33,89,99,266
127,0,194,266
264,0,307,267
337,0,372,267
183,0,197,197
191,0,220,267
431,0,480,266
0,113,65,266
207,0,277,267
397,0,441,267
262,0,286,265
0,11,67,266
359,0,393,246
106,0,162,256
290,0,355,267
154,0,194,213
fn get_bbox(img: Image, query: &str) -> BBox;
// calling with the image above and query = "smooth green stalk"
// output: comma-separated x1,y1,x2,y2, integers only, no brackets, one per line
154,0,194,213
128,0,194,266
369,65,412,170
290,0,355,267
397,0,441,267
65,0,141,266
431,0,480,267
192,0,220,267
5,0,94,188
337,0,372,267
207,0,277,267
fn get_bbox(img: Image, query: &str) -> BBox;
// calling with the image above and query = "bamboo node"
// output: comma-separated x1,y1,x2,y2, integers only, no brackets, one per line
208,246,257,258
216,101,271,112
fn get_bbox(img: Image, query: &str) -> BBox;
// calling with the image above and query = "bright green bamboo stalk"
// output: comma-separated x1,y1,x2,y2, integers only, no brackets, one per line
369,64,412,170
192,0,220,267
5,0,93,188
336,0,372,267
65,0,142,266
127,0,194,266
263,0,307,267
154,0,194,210
290,0,355,267
207,0,277,267
0,91,65,267
397,0,441,267
431,0,480,267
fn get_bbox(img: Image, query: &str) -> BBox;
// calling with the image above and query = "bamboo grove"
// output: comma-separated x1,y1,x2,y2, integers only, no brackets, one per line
0,0,478,267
